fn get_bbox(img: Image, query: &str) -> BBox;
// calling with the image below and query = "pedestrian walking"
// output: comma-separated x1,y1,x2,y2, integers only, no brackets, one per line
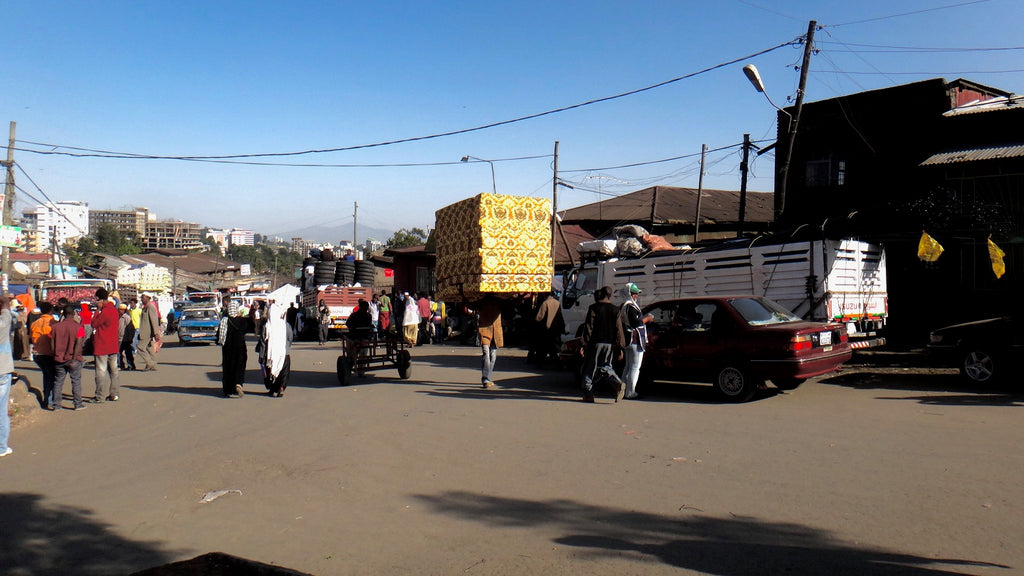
222,301,249,398
579,286,626,403
30,302,58,410
0,295,15,457
477,296,503,389
402,293,419,346
136,294,162,371
118,303,137,371
378,291,391,331
90,288,121,403
533,291,565,368
52,303,86,411
620,283,653,400
317,300,330,346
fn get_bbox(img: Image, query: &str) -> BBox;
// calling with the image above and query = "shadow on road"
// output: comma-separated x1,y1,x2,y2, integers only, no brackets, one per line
413,491,1008,575
820,371,1024,407
0,493,176,575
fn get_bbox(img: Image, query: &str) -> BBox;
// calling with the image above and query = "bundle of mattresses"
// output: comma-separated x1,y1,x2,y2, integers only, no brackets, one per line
434,193,553,301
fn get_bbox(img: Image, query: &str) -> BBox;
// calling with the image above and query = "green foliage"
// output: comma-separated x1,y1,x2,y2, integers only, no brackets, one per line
201,235,224,257
227,242,303,275
94,224,142,255
387,227,429,248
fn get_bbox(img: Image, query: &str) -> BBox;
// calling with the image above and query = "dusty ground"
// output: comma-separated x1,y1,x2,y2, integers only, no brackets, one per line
1,337,1021,576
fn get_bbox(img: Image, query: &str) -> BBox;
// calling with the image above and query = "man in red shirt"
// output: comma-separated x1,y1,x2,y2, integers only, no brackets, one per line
417,293,432,345
90,288,121,403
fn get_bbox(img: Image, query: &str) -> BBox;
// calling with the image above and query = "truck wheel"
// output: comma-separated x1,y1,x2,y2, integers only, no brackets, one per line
960,347,997,384
772,377,806,391
337,356,353,386
713,362,759,402
397,349,412,379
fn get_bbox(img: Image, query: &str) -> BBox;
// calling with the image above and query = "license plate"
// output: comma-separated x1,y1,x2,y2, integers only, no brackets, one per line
819,331,832,346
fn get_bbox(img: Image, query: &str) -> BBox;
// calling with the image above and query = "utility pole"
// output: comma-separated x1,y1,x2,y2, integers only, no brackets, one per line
353,201,358,252
775,20,816,224
738,133,751,238
693,144,707,243
2,121,16,279
551,140,558,260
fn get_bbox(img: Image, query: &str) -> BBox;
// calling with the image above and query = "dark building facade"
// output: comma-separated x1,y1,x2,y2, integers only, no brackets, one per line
776,79,1024,337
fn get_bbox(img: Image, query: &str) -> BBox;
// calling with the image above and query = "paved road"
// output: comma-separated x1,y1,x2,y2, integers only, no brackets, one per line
1,335,1022,575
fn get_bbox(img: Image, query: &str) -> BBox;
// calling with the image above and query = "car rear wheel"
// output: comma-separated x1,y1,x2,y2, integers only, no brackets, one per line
713,363,760,402
772,377,806,391
960,347,996,384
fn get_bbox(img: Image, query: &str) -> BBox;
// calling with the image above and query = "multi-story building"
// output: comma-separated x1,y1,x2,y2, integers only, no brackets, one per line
143,219,204,250
205,229,230,253
20,201,90,251
89,207,148,238
229,228,255,247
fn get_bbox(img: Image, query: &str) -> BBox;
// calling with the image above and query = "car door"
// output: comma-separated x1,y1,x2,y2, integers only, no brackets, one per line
645,300,731,379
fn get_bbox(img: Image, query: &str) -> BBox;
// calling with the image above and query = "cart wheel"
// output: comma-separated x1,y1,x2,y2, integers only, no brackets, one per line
397,349,412,380
337,356,353,386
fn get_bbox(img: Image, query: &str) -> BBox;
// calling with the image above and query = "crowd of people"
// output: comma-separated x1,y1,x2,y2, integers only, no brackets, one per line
0,281,656,458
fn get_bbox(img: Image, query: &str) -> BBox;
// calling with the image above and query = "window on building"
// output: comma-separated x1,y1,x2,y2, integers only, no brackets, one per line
416,267,435,295
805,156,846,188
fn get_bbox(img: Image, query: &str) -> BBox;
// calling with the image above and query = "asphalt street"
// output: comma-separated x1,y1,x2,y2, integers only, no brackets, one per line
1,335,1021,576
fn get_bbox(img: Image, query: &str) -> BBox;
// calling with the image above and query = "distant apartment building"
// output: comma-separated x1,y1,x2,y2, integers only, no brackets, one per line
89,207,149,238
143,219,203,250
229,228,255,247
20,201,90,252
292,237,316,256
206,229,230,253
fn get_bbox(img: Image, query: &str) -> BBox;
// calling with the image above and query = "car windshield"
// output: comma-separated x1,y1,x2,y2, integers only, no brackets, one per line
183,310,219,321
729,297,802,326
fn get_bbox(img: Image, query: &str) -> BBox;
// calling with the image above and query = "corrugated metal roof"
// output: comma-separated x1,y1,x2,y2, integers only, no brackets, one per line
943,95,1024,116
921,144,1024,166
560,186,774,225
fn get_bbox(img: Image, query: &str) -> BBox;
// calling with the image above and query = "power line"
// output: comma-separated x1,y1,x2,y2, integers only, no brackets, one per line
15,40,801,163
828,0,994,28
816,41,1024,53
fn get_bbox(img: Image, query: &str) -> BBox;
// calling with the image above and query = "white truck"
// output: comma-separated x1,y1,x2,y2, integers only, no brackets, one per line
560,237,888,347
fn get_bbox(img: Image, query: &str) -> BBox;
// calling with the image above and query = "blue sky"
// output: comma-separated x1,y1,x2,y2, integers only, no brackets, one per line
5,0,1023,243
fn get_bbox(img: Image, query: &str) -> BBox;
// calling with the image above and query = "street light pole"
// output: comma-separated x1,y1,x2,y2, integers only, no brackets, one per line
743,20,816,225
460,155,497,194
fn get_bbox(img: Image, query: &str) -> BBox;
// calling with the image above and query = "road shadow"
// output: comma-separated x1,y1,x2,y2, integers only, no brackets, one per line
820,371,1024,407
413,491,1008,575
0,492,175,575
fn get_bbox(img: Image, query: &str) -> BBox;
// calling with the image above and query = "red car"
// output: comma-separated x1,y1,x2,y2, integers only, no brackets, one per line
640,295,851,402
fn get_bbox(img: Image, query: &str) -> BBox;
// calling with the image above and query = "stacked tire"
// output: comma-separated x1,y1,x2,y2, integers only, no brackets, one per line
313,261,336,286
334,260,355,285
355,261,375,287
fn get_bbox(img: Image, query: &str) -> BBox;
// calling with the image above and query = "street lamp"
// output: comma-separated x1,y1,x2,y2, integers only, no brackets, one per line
460,155,497,194
743,63,795,223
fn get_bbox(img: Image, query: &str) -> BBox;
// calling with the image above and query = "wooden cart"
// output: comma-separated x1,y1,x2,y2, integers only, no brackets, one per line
336,331,412,385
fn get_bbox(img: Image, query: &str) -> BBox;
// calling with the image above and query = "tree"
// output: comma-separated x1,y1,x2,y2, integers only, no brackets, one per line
94,224,141,255
200,235,223,257
387,227,429,248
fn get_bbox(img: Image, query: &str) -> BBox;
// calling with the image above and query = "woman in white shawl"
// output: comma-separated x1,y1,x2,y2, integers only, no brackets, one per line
260,299,292,397
402,293,419,346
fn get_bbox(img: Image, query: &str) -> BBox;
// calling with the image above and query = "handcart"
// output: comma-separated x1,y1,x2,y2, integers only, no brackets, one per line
337,331,412,385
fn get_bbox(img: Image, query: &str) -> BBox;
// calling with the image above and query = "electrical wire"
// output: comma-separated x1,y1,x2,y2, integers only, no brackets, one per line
828,0,994,28
15,40,801,163
14,163,89,236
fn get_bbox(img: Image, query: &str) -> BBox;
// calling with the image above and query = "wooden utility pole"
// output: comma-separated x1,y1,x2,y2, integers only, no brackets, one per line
551,140,558,259
2,121,15,278
738,133,751,237
775,20,816,224
693,144,707,243
353,201,358,252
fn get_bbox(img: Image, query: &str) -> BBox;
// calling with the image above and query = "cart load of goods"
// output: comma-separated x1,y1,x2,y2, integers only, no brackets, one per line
434,193,553,301
302,247,376,291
